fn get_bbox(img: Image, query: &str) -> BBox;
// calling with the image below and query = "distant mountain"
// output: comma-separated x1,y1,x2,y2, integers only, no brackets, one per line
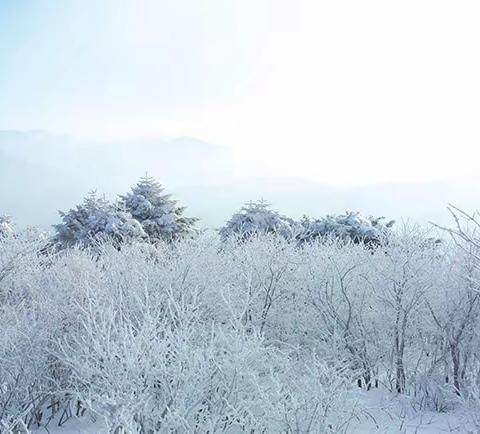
176,177,476,229
0,130,235,228
1,130,478,230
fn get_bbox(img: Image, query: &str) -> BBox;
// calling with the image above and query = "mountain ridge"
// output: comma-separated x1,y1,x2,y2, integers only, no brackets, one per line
1,130,477,229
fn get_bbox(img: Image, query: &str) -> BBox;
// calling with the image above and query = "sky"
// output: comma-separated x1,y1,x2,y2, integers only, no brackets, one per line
1,0,480,187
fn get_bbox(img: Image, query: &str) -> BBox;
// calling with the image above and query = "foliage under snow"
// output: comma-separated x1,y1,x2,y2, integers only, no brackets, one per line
119,175,197,243
52,191,146,249
2,205,480,433
219,199,296,241
220,202,394,246
297,211,395,245
0,216,14,238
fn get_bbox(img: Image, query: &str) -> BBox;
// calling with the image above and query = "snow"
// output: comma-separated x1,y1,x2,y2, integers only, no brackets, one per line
32,414,107,434
219,199,296,241
219,201,394,246
2,206,480,433
119,175,197,242
0,216,14,237
34,389,468,433
349,389,466,433
53,191,147,249
297,211,394,245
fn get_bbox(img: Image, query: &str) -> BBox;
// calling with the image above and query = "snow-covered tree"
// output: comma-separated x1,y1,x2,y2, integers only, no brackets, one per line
431,206,480,399
53,191,146,249
297,211,394,245
119,175,197,243
0,216,14,238
5,204,480,432
219,199,295,242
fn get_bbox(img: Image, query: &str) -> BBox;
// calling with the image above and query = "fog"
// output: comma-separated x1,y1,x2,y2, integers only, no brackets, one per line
1,130,478,231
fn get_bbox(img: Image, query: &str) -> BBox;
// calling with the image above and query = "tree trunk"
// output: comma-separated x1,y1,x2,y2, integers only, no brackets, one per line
450,342,461,395
394,305,406,393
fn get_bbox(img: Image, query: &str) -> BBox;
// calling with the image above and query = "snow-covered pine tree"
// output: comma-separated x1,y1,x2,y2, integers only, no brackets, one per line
0,215,14,237
119,175,198,243
53,191,146,249
297,211,394,245
219,199,295,242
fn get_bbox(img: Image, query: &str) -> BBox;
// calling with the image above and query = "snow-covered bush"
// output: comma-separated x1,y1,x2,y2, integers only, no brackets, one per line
2,210,480,432
430,207,480,429
219,199,296,242
254,352,359,432
297,211,394,245
430,207,480,395
0,229,54,431
50,239,358,432
365,230,442,393
0,228,49,304
0,307,51,431
120,175,197,243
411,373,458,413
0,215,14,238
461,363,480,431
298,238,381,389
53,191,146,249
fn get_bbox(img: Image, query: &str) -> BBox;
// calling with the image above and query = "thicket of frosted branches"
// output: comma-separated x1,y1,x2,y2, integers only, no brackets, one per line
1,206,480,433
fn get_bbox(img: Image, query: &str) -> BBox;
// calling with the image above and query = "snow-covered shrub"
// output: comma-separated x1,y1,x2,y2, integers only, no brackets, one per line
297,211,394,245
2,211,480,431
461,362,480,431
0,229,54,431
255,353,359,432
53,191,146,249
219,199,296,242
411,373,458,413
54,273,358,432
364,229,443,394
429,207,480,400
0,215,14,238
51,243,358,433
38,235,363,432
0,228,49,304
298,237,382,388
216,234,302,338
0,307,51,431
120,175,197,243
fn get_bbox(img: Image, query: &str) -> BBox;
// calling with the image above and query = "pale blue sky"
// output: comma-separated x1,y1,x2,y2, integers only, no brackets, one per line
0,1,257,129
1,0,480,187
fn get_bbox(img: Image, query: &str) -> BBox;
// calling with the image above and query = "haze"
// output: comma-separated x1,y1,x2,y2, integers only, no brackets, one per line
1,0,479,228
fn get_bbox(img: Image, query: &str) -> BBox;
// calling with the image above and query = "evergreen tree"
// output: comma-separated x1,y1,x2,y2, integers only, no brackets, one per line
53,191,146,249
219,199,295,242
119,175,197,243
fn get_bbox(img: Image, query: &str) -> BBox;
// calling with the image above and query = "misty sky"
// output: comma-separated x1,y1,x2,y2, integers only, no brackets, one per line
1,0,480,187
